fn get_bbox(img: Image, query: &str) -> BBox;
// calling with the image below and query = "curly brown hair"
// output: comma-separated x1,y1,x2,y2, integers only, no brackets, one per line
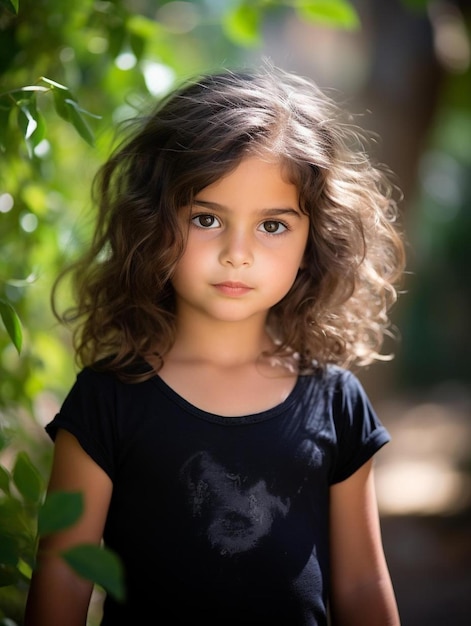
53,65,406,380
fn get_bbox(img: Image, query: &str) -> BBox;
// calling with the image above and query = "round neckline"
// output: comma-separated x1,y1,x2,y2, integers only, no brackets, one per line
151,373,305,425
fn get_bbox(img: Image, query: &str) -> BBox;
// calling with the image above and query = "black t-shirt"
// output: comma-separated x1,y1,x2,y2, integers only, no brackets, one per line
46,364,390,626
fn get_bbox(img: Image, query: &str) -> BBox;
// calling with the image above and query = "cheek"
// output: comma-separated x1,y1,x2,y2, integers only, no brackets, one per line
170,250,191,288
269,239,307,273
171,242,210,284
265,256,303,296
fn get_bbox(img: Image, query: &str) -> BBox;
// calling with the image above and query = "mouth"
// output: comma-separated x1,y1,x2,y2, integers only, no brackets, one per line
213,282,253,296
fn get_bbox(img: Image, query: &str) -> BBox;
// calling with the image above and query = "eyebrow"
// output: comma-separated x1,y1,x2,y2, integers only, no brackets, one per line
192,200,303,218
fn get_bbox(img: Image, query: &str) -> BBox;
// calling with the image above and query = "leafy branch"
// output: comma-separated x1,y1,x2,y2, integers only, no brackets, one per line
0,457,125,601
0,76,101,354
0,76,101,156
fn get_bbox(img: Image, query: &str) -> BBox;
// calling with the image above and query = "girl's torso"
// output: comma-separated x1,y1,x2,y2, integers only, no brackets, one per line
46,364,389,626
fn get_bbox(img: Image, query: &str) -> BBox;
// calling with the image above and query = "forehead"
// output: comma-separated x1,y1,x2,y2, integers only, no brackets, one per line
195,156,300,206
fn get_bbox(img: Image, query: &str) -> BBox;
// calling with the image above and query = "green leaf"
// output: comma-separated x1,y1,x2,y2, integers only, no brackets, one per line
11,88,33,106
12,452,43,504
0,564,19,587
61,544,125,602
17,104,37,157
40,77,70,91
0,0,19,15
0,534,18,566
46,79,99,145
222,4,261,47
0,465,11,495
28,98,46,146
295,0,360,30
129,32,145,61
17,557,33,580
107,23,127,59
38,491,83,536
0,299,22,354
50,86,74,122
63,99,96,146
17,96,46,156
40,77,74,122
0,498,28,540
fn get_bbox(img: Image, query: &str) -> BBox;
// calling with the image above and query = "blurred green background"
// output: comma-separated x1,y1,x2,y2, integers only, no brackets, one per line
1,1,470,624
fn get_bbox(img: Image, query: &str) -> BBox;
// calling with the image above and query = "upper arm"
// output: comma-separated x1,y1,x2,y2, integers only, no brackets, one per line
329,460,400,625
42,428,113,548
24,429,113,626
330,459,386,582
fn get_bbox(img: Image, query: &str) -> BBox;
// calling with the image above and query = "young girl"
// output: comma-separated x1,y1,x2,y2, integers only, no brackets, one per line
25,65,405,625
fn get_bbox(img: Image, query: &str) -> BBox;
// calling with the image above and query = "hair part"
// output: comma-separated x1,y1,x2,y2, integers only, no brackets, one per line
52,65,406,381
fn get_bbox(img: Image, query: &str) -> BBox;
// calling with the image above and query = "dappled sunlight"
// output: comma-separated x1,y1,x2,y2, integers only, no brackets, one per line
377,459,470,515
374,395,471,516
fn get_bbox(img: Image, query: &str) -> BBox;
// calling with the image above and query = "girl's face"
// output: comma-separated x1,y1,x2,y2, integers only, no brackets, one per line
171,156,310,326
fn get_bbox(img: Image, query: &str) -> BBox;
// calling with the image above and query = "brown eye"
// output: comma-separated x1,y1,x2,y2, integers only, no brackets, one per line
261,220,287,234
192,214,220,228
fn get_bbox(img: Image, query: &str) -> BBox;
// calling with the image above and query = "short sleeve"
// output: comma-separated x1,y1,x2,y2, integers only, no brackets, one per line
45,368,118,480
330,370,390,484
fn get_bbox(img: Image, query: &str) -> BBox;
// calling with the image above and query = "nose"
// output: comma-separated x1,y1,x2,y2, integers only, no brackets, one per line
219,228,254,268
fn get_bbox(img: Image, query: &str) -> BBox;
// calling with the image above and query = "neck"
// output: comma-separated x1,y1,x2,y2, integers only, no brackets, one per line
168,313,273,368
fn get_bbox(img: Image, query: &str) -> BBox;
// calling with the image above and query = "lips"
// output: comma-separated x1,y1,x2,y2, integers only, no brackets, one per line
213,281,253,296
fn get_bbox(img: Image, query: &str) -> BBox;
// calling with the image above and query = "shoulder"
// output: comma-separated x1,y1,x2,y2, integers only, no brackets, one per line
77,355,155,386
328,365,368,401
70,363,120,400
296,365,377,435
61,359,157,416
300,364,363,397
316,365,374,416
